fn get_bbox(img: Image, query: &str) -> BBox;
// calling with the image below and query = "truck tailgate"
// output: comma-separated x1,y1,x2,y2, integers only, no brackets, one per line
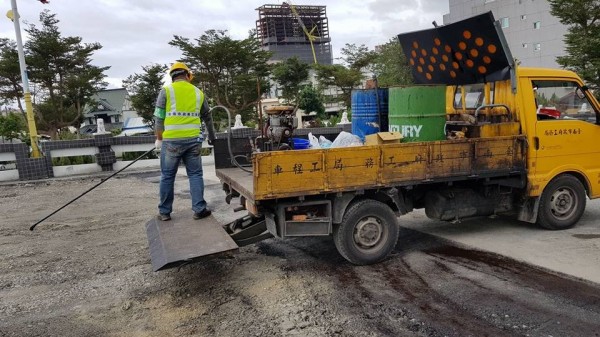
145,214,238,271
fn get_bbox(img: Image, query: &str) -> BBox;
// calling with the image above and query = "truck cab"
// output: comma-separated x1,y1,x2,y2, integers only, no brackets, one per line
517,68,600,196
445,66,600,229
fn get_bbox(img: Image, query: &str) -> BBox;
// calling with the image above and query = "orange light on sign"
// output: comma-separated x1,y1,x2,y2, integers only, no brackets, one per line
397,11,511,85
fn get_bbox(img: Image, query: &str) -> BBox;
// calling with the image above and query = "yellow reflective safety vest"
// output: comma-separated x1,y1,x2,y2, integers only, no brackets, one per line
162,81,205,139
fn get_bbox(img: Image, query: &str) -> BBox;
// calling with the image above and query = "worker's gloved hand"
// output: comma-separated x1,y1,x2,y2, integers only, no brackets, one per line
154,139,162,152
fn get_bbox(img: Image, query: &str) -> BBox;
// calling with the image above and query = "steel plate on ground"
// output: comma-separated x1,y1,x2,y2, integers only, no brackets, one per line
145,213,239,271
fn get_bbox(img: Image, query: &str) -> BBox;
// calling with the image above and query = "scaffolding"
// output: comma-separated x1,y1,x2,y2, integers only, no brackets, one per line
256,4,332,64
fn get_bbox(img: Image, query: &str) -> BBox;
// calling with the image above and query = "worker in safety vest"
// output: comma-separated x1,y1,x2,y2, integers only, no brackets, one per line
154,62,216,221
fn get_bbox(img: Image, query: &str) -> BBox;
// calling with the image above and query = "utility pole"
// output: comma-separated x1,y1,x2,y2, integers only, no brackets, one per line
9,0,41,157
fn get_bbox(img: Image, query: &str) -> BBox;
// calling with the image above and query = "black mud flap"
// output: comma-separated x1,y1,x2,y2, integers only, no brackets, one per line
145,214,239,271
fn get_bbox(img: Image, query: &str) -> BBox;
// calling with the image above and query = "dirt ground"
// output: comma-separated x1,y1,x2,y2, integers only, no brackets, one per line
1,170,600,337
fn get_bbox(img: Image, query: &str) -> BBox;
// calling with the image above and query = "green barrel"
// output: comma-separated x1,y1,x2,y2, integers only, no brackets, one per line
388,85,447,142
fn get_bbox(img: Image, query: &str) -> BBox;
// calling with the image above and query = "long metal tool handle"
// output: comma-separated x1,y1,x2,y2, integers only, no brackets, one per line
30,147,156,231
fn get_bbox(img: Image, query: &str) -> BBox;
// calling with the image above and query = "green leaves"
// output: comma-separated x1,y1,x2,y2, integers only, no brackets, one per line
0,39,25,117
123,63,168,125
23,10,109,136
549,0,600,96
339,43,376,71
298,84,325,119
272,57,310,104
314,63,363,108
169,30,272,127
371,39,413,87
0,113,25,142
312,41,413,110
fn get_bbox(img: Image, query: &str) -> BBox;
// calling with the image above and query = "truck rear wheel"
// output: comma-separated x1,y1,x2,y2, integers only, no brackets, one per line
537,175,586,230
333,199,399,265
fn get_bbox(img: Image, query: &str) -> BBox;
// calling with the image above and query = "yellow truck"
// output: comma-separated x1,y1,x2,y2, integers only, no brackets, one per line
146,12,600,271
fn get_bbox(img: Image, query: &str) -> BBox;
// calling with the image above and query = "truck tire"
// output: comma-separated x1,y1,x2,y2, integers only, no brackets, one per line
537,175,586,230
333,199,399,265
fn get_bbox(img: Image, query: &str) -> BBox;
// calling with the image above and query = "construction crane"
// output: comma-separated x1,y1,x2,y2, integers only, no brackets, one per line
282,1,320,64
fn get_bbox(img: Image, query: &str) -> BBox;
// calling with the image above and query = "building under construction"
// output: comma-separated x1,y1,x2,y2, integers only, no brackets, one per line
256,4,332,65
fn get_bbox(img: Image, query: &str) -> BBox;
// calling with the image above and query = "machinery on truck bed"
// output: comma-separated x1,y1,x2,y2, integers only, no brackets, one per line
146,12,600,271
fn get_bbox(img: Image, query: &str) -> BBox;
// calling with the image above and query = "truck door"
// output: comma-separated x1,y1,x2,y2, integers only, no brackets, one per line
530,79,600,197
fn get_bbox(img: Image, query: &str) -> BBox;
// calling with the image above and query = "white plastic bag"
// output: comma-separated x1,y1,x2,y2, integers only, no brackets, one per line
319,135,333,149
330,131,363,148
308,132,321,149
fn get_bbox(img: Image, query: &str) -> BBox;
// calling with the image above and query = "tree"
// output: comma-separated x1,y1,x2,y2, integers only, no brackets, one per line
339,43,376,71
169,30,271,127
297,84,325,120
25,11,109,138
549,0,600,96
272,57,310,104
123,63,167,125
0,112,25,142
314,64,363,108
371,38,413,87
313,43,376,110
0,39,25,119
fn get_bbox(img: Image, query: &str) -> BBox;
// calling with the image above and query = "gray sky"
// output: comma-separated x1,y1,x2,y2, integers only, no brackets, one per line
0,0,448,88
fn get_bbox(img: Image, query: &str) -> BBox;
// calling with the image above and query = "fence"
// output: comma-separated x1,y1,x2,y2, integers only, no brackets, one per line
0,125,352,182
0,134,157,182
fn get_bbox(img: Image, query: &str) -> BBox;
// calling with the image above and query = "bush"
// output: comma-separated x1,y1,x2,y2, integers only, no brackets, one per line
52,155,95,166
122,151,157,161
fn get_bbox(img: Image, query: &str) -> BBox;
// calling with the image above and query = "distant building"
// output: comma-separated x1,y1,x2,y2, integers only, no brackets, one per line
256,4,333,65
255,3,354,125
443,0,568,68
118,117,153,136
80,88,137,135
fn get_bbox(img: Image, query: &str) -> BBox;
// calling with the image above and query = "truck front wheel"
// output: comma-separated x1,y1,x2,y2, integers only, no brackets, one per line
537,175,586,230
333,199,399,265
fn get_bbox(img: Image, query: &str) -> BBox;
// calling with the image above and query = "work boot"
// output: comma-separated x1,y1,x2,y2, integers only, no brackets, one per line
193,209,212,220
157,213,171,221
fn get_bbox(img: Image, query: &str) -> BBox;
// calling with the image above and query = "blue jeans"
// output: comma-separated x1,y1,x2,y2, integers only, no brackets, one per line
158,139,206,215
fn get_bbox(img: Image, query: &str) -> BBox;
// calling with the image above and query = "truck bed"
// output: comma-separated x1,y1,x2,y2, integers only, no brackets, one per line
216,136,526,202
215,167,255,201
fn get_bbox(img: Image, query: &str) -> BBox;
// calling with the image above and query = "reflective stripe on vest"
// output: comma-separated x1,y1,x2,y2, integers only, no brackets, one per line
163,82,204,139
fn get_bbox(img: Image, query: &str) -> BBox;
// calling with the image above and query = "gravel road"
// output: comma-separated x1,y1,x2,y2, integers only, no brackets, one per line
1,171,599,337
